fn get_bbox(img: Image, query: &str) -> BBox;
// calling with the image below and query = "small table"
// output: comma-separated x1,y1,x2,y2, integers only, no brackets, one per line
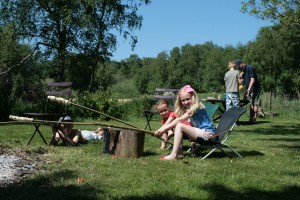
203,98,249,120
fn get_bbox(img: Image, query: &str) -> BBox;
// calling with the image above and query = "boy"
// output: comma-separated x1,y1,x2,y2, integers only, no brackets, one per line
224,61,240,110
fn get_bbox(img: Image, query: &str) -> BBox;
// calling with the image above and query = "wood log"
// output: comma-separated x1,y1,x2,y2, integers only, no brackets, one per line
102,128,145,158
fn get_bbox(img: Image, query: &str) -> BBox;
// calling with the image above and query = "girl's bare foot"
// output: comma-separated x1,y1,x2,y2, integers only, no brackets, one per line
160,155,177,160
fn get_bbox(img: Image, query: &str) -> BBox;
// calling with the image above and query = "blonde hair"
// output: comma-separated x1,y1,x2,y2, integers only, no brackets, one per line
228,60,236,70
174,85,205,117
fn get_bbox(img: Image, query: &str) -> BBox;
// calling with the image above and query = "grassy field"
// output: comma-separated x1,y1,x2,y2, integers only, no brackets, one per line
0,112,299,200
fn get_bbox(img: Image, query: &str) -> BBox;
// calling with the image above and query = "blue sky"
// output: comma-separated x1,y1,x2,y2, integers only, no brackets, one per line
112,0,272,61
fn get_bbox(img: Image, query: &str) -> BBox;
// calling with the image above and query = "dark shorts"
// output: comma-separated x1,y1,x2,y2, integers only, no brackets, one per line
250,90,260,106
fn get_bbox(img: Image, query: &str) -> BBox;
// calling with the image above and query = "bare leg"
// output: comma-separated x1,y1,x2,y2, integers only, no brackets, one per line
160,133,167,149
252,105,258,122
162,124,197,160
250,104,258,123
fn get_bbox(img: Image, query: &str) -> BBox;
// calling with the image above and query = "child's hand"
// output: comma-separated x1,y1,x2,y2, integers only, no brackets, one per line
155,129,164,136
163,137,169,143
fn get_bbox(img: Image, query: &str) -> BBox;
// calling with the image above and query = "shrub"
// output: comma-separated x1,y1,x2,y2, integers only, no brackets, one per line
122,95,156,118
74,91,125,120
109,79,141,99
10,100,44,117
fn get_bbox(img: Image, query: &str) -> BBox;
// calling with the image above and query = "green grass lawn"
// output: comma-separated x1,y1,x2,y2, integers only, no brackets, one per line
0,115,299,200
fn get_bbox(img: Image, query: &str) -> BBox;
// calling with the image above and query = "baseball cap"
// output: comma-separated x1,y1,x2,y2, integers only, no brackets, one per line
58,116,73,122
235,59,242,66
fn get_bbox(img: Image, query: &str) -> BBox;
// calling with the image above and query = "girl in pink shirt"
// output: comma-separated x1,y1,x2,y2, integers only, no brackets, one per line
156,99,191,149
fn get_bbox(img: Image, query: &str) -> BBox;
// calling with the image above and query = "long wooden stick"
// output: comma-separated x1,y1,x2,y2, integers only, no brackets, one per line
8,115,171,143
47,96,139,129
47,96,172,145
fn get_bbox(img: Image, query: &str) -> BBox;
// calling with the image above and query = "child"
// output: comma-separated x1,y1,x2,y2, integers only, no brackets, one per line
155,99,176,149
155,85,215,160
224,60,240,110
156,99,192,150
50,116,103,146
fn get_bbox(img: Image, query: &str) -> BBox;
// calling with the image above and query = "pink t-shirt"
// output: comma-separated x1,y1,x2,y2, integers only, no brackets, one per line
162,111,191,126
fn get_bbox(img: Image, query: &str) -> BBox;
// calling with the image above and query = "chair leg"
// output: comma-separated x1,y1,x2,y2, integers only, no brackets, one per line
28,123,48,145
144,112,153,130
144,121,152,130
222,144,243,158
201,147,218,160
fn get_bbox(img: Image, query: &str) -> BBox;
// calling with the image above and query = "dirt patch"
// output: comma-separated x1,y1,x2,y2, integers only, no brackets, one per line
0,145,48,188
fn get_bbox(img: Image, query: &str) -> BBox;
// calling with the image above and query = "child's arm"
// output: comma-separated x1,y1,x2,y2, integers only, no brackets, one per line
155,113,189,136
57,129,76,146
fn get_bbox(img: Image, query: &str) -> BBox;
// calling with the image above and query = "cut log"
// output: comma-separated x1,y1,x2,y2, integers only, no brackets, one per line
102,128,145,158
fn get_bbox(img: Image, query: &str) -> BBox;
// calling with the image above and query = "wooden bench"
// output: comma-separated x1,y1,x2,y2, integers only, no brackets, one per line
144,88,179,130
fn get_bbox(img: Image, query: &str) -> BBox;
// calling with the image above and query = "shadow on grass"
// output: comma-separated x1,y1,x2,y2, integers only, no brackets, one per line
0,169,103,200
143,151,159,157
114,194,192,200
201,183,300,200
238,120,272,126
271,144,300,149
251,124,300,139
189,149,264,159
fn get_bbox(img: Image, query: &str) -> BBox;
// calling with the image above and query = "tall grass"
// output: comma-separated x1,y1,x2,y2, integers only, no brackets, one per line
260,93,300,120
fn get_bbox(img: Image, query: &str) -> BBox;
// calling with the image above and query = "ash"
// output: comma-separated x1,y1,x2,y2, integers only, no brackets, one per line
0,147,46,188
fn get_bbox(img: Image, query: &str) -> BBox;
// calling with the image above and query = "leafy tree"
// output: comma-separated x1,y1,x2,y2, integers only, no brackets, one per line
0,0,151,90
0,24,44,119
241,0,300,27
177,44,202,90
168,47,182,88
149,51,169,88
247,25,300,96
241,0,300,96
135,57,155,94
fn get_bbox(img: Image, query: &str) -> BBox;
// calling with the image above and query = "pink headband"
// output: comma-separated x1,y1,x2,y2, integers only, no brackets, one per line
183,85,194,93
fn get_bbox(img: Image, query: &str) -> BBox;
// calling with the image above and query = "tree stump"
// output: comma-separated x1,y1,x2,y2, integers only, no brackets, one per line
102,128,145,158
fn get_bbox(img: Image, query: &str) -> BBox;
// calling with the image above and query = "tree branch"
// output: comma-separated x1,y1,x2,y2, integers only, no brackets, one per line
0,42,42,75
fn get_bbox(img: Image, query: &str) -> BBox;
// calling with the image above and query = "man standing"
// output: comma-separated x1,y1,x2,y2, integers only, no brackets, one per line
236,59,261,123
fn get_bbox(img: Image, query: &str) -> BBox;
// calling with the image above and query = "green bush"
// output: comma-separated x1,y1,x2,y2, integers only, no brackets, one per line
109,79,141,99
74,91,125,120
122,95,156,118
10,100,44,117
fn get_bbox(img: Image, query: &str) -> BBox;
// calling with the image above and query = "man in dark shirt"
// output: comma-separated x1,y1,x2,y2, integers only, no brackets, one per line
236,59,261,123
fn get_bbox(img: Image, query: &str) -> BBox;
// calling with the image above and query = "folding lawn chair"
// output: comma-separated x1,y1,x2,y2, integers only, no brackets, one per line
190,107,246,159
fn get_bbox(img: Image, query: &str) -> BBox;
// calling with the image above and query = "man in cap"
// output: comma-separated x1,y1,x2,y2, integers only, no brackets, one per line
236,59,261,123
